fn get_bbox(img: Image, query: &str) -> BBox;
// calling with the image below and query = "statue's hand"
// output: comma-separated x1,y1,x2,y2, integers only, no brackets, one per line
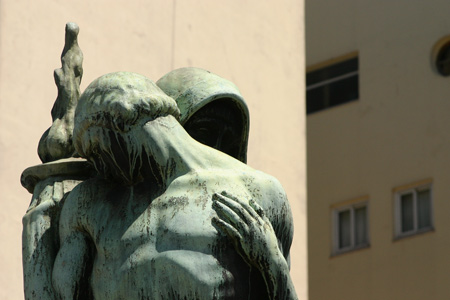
212,191,283,270
212,192,297,300
24,181,63,223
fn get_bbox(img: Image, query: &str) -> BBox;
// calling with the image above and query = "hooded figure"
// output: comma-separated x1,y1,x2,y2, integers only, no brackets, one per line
157,67,249,163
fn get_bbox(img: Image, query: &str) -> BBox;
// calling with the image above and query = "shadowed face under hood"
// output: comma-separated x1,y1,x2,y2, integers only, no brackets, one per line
157,67,249,163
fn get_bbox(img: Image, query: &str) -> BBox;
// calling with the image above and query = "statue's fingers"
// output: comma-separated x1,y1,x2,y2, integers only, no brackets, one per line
220,191,240,201
27,195,40,212
214,193,256,225
27,184,54,212
212,217,254,267
212,217,242,238
212,199,249,234
249,199,265,219
52,181,64,203
220,191,262,221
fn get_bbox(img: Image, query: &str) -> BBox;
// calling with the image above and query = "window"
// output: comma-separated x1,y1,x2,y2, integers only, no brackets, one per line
306,53,359,114
332,201,369,254
432,36,450,76
435,42,450,76
395,182,433,238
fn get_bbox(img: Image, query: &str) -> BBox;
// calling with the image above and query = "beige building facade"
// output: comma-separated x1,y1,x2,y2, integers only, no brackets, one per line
0,1,306,299
307,1,450,299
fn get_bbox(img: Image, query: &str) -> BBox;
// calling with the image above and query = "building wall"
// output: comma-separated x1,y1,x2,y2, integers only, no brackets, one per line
307,1,450,299
0,0,306,298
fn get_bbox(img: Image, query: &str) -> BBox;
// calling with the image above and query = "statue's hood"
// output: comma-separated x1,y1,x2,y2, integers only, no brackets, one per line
157,67,249,163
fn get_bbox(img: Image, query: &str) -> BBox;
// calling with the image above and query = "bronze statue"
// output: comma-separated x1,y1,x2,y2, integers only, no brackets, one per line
22,23,297,300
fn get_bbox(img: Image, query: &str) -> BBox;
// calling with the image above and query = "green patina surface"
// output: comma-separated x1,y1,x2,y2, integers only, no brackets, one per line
22,23,297,300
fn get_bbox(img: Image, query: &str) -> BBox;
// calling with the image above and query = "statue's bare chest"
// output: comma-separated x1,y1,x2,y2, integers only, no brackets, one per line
92,187,218,256
127,190,218,252
89,185,246,299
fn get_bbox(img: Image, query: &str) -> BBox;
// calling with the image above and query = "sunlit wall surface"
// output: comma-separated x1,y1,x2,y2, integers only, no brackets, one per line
307,1,450,299
0,1,306,298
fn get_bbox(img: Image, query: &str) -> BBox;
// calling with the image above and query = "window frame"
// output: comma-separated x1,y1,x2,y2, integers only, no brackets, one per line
306,52,359,115
394,182,434,239
332,200,370,255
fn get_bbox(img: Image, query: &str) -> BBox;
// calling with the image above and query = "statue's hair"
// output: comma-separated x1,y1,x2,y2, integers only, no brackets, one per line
73,72,180,184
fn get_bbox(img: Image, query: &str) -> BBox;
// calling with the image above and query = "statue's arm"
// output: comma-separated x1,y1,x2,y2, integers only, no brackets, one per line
22,179,68,300
212,184,297,300
52,231,93,299
52,190,93,299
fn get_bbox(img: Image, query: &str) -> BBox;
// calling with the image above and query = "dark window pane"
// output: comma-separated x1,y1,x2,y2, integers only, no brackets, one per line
327,75,359,107
417,189,432,229
307,75,358,114
354,206,367,246
436,42,450,76
307,57,358,86
338,210,351,249
401,193,414,232
306,55,359,115
306,87,326,114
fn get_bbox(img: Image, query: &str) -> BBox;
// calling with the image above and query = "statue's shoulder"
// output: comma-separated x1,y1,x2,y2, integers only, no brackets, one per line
65,177,110,206
239,168,288,208
245,170,293,242
214,160,286,196
60,177,112,231
239,166,285,192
